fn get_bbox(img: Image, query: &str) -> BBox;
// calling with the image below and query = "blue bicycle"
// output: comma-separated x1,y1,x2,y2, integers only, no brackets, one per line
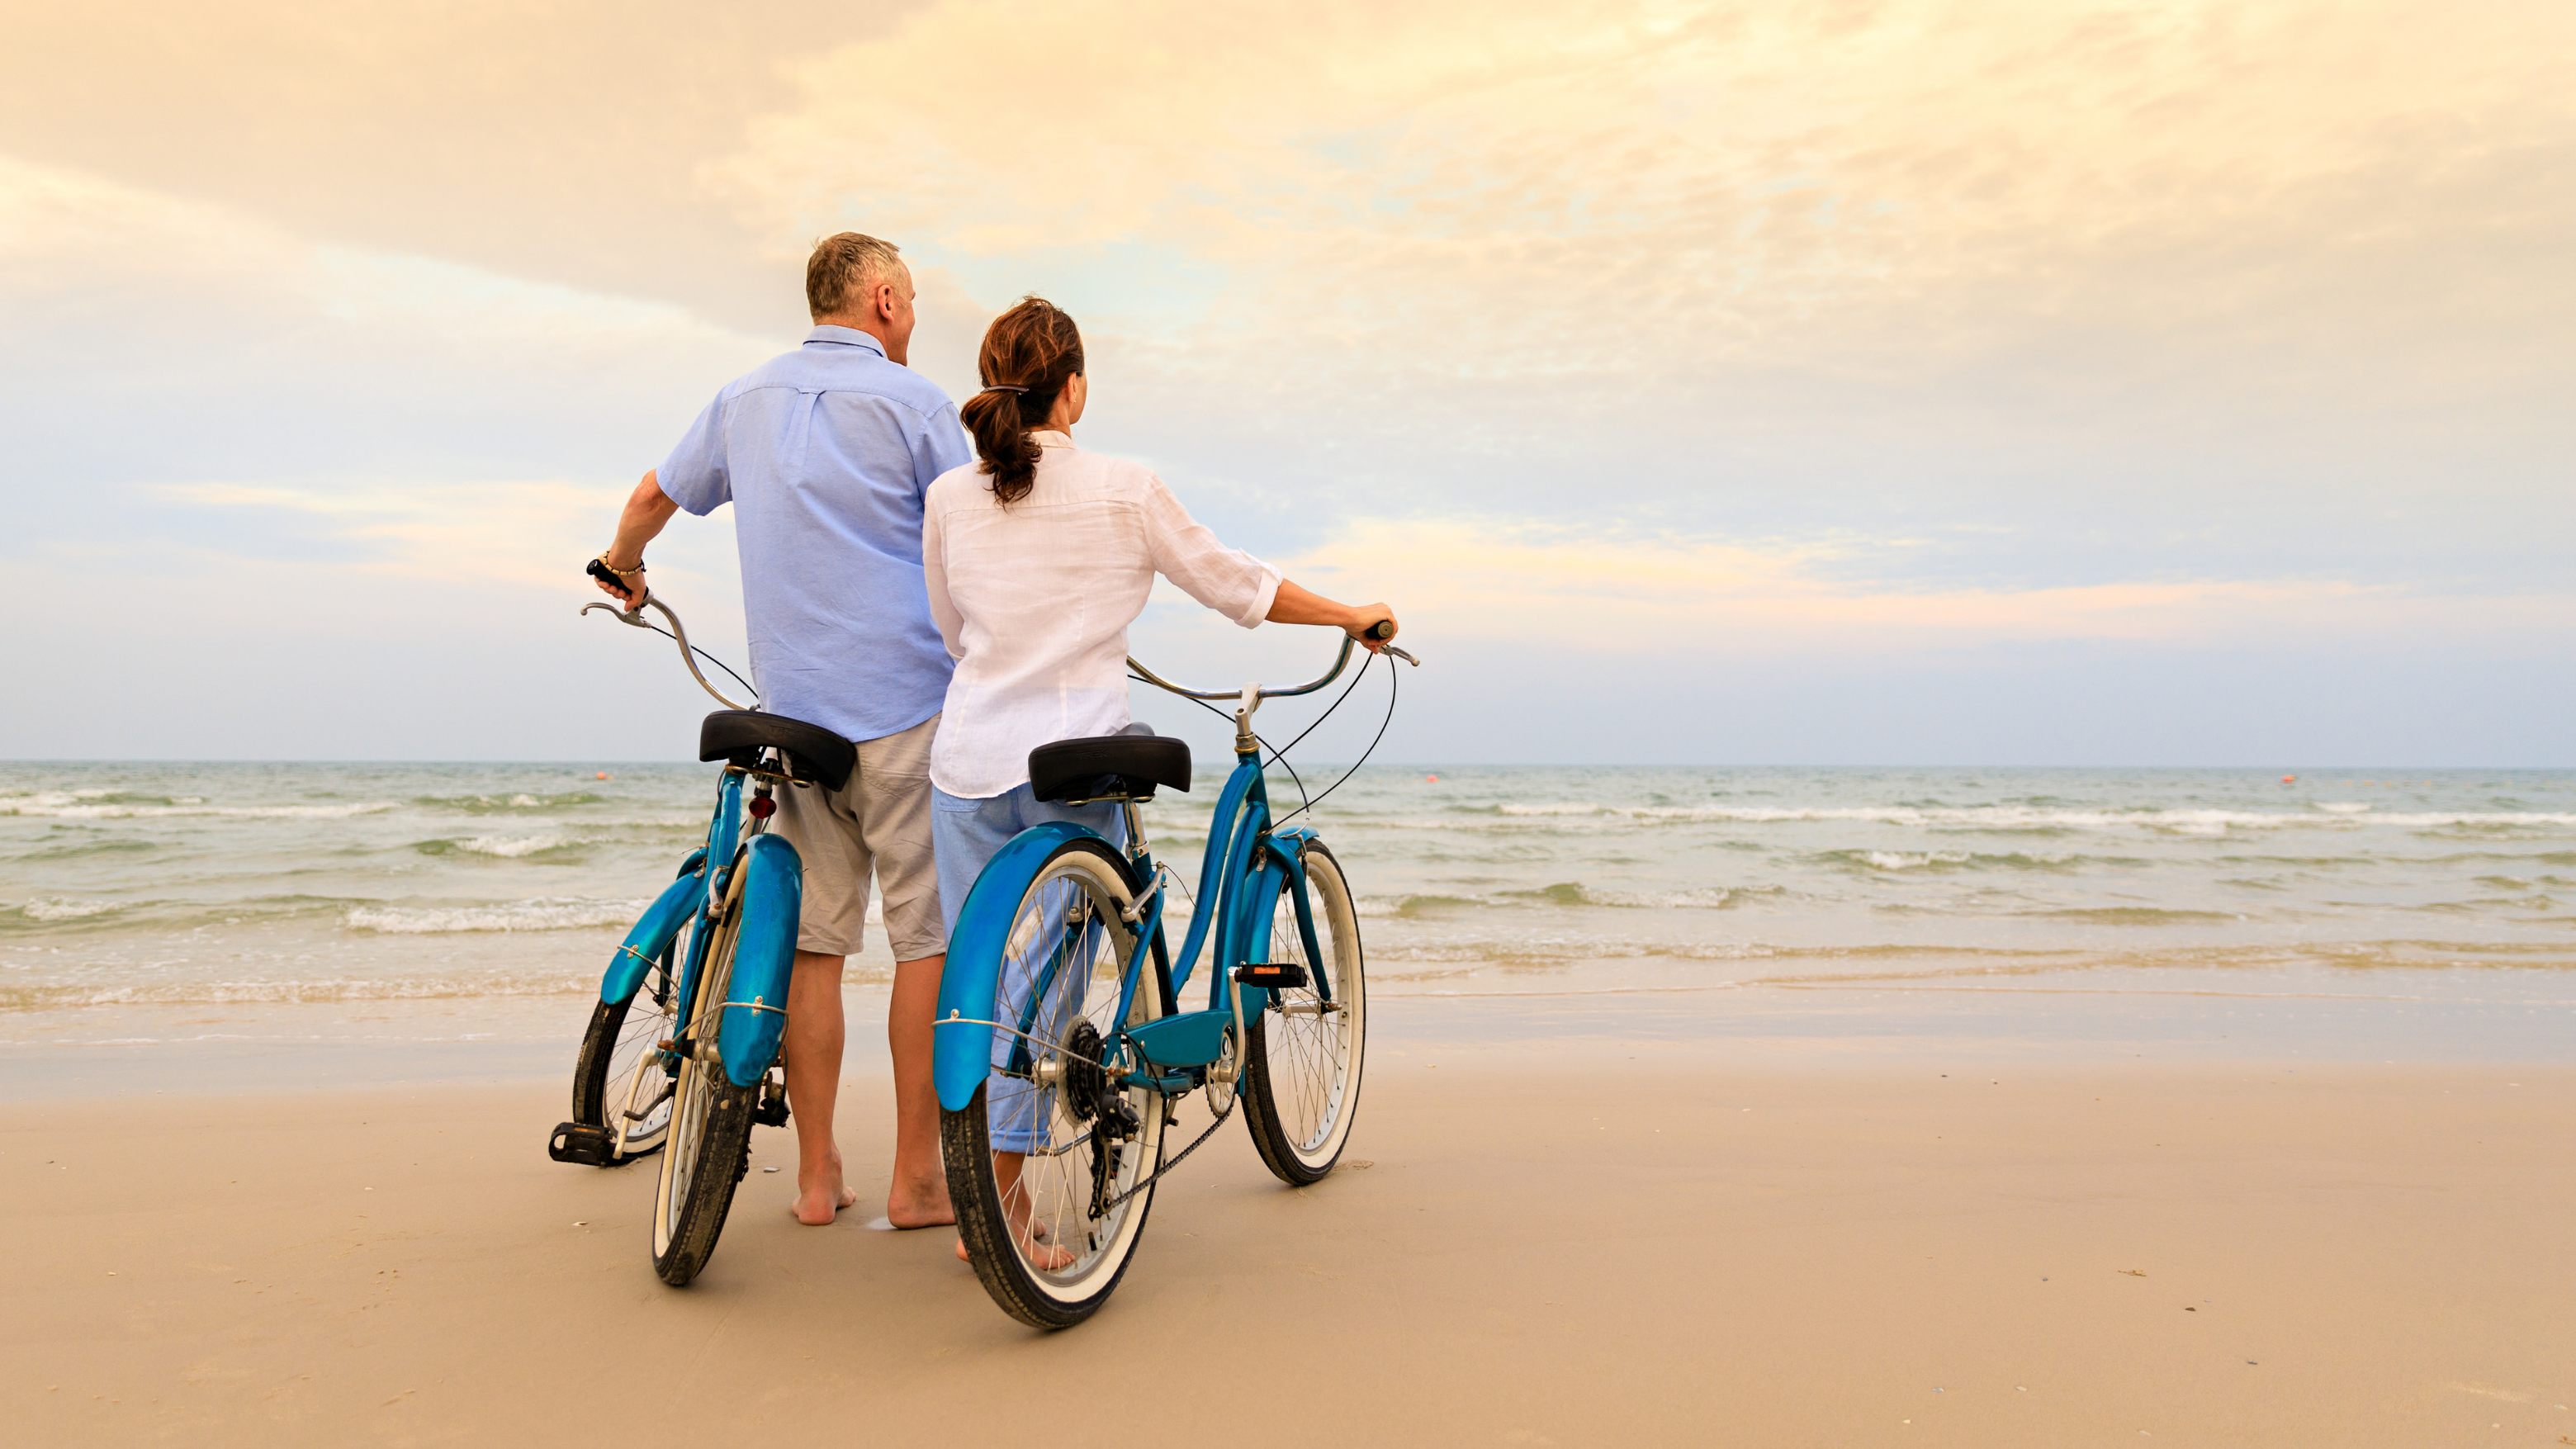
934,630,1415,1328
547,590,842,1287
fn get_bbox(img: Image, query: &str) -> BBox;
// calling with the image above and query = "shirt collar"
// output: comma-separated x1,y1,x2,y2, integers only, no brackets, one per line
1030,429,1074,448
804,324,888,358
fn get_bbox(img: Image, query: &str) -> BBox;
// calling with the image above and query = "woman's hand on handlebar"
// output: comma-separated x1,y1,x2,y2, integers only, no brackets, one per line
1267,579,1397,651
1349,606,1397,651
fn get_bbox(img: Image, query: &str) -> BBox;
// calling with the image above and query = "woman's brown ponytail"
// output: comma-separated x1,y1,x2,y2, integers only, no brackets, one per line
958,296,1084,505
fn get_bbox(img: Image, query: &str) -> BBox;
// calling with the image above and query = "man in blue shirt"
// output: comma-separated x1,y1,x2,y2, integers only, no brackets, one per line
594,232,968,1229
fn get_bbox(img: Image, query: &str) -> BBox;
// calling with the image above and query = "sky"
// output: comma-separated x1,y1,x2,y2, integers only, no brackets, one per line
2,0,2569,765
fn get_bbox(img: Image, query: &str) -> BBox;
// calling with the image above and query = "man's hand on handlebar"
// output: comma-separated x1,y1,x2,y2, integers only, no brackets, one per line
590,471,679,613
587,556,647,613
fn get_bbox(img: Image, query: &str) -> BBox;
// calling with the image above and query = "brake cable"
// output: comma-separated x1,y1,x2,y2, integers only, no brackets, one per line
1132,644,1386,820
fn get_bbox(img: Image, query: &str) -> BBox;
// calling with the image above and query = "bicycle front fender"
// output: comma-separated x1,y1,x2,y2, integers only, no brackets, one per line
600,848,708,1005
718,832,803,1089
933,820,1102,1112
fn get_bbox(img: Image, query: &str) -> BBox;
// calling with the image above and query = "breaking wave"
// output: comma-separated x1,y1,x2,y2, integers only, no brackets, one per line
0,976,597,1011
0,793,400,821
17,897,124,921
343,897,646,934
1485,802,2576,833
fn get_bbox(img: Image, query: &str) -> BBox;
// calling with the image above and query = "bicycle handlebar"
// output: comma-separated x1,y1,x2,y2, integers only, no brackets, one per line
587,580,1408,718
1127,627,1418,705
580,591,755,712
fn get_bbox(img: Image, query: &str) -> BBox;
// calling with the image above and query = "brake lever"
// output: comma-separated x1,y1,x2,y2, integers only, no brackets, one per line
580,596,656,627
578,586,752,711
1361,618,1419,666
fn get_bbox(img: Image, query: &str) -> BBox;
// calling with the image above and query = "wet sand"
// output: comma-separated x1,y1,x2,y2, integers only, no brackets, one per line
7,1039,2573,1446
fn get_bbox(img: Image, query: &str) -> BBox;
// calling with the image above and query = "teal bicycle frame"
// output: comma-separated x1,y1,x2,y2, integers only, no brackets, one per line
932,645,1367,1111
581,593,802,1093
599,768,800,1091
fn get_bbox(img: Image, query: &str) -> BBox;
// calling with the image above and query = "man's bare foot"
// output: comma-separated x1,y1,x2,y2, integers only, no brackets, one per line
883,1171,955,1229
793,1150,859,1225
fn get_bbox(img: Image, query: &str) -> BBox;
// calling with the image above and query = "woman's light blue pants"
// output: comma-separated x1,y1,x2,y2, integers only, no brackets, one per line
933,784,1126,1153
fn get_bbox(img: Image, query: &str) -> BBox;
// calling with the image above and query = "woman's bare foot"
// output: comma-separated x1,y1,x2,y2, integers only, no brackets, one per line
793,1150,859,1225
954,1227,1072,1269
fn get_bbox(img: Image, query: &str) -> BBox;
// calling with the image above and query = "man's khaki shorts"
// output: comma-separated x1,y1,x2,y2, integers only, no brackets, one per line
767,712,945,960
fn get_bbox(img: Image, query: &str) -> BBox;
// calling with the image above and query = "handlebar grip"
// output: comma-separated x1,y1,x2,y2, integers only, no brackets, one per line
1364,618,1396,642
586,557,641,601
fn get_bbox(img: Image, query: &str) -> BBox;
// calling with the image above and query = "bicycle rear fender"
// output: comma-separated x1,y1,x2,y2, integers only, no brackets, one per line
933,821,1103,1112
718,832,803,1088
600,848,708,1005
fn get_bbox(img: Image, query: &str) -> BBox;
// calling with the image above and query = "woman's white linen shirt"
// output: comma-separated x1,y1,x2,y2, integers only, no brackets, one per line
921,432,1280,798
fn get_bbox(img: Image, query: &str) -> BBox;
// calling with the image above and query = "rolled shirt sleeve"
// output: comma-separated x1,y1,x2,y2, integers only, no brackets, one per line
1139,472,1281,628
656,395,732,515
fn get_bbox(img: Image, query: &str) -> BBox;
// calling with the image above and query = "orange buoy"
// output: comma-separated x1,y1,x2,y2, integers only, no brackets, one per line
2280,774,2295,784
595,771,611,780
1425,774,1440,783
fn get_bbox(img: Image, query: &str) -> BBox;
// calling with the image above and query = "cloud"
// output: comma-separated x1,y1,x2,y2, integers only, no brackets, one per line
1276,516,2576,653
0,154,779,564
2,3,2570,761
719,0,2576,585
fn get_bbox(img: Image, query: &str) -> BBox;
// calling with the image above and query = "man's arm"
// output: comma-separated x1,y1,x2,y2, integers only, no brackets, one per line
596,471,680,610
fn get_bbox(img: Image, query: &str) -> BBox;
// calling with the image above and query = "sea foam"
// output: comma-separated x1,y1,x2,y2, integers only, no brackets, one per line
0,793,400,821
343,897,645,934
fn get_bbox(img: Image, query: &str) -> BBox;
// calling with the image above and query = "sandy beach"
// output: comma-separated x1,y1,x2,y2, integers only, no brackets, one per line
9,1006,2572,1447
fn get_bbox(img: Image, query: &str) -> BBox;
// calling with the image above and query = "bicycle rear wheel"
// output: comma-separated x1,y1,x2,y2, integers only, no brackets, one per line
1243,837,1367,1185
942,836,1167,1329
570,954,680,1162
651,877,756,1286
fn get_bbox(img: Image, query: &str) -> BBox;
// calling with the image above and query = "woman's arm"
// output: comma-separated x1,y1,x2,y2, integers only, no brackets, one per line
1136,471,1397,646
1267,580,1397,650
921,495,966,661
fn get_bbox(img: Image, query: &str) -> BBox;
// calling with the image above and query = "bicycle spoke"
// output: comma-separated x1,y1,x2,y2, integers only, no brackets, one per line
964,845,1166,1297
1243,844,1366,1182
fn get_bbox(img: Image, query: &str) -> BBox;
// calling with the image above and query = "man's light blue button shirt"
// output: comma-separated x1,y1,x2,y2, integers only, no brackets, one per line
658,326,971,744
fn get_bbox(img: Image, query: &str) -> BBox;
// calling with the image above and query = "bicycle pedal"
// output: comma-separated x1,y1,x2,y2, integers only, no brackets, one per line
751,1081,790,1128
1233,962,1309,989
547,1120,620,1167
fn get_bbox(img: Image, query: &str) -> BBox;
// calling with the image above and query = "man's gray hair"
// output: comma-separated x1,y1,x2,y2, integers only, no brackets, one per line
806,232,907,320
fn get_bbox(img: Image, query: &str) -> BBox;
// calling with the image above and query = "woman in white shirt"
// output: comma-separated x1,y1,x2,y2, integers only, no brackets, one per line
921,296,1398,919
923,299,1397,1265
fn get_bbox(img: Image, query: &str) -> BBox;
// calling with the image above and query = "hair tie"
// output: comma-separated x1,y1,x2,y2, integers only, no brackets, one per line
980,384,1029,395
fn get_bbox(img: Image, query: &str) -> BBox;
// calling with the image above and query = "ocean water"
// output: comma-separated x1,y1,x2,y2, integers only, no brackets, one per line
4,762,2573,1060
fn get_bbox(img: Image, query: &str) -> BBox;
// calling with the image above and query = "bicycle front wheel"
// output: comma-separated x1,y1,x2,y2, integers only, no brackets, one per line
942,836,1167,1329
1243,837,1367,1185
570,956,680,1162
651,882,755,1286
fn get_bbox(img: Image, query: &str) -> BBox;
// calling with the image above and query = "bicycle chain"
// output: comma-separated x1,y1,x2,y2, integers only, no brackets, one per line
937,1012,1238,1215
1098,1084,1234,1214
